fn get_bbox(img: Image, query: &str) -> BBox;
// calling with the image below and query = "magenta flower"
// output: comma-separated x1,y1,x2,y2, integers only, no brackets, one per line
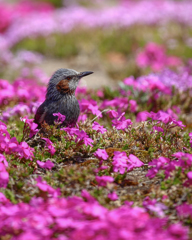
94,149,109,160
95,176,114,187
136,111,149,122
108,191,118,201
124,76,139,90
127,154,144,170
112,151,129,174
0,162,9,188
189,132,192,146
146,157,171,179
143,197,167,217
177,203,192,219
53,112,66,124
80,99,101,117
78,114,87,123
187,171,192,180
108,110,118,118
37,160,54,170
42,138,56,155
36,176,60,197
0,154,8,167
136,42,181,71
92,122,107,134
0,121,7,133
18,141,34,160
62,127,94,147
129,100,137,112
112,113,132,130
152,126,164,133
147,111,186,129
20,116,38,138
97,90,104,98
184,171,192,186
81,189,96,203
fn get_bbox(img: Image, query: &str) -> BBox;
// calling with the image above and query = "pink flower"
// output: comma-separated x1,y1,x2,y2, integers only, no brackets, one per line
18,141,34,160
127,154,144,170
81,189,96,203
187,171,192,179
0,154,8,167
143,197,167,217
0,192,8,203
97,90,104,98
92,122,107,134
129,100,137,112
148,111,185,129
20,116,38,138
152,126,164,133
108,191,118,201
112,112,132,130
36,176,60,197
53,112,66,124
168,223,189,239
124,76,139,90
108,110,118,119
177,203,192,218
94,149,109,160
146,157,171,179
61,127,94,147
42,138,56,156
0,121,7,133
136,42,181,72
112,151,129,174
136,111,149,122
95,176,114,187
37,160,54,170
80,99,101,117
0,162,9,188
78,114,87,123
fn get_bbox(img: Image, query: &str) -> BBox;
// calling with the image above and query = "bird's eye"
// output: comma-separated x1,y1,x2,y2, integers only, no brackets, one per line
66,76,72,80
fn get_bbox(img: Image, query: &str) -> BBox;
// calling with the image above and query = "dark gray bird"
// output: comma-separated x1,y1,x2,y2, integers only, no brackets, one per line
34,68,93,128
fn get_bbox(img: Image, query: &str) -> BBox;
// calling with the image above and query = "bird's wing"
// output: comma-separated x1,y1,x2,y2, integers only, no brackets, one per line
34,103,48,125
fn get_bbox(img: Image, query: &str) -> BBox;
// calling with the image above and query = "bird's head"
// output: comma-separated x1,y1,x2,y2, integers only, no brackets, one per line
46,68,93,100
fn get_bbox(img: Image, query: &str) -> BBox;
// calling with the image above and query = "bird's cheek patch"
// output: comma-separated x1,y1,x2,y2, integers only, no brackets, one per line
56,79,70,94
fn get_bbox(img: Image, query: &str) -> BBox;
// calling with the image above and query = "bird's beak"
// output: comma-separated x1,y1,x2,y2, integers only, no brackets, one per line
78,71,94,78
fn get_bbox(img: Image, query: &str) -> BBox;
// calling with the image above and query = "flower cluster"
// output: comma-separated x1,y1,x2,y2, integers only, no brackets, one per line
136,42,181,71
146,153,192,183
0,120,34,160
1,1,192,49
0,190,189,240
113,151,144,174
62,127,94,147
0,78,45,107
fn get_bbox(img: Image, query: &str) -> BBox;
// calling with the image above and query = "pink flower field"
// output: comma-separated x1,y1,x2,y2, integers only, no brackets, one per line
0,0,192,239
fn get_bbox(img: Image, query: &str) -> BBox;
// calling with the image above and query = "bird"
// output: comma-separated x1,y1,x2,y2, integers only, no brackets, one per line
34,68,93,128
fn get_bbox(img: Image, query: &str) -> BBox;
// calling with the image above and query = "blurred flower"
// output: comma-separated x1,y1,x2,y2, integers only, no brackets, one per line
108,191,118,201
36,176,60,197
0,163,9,188
53,112,66,124
37,160,54,170
94,149,109,160
136,42,181,71
112,151,129,174
42,138,56,156
112,112,132,130
92,121,107,134
107,110,118,118
95,175,114,187
0,154,8,167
